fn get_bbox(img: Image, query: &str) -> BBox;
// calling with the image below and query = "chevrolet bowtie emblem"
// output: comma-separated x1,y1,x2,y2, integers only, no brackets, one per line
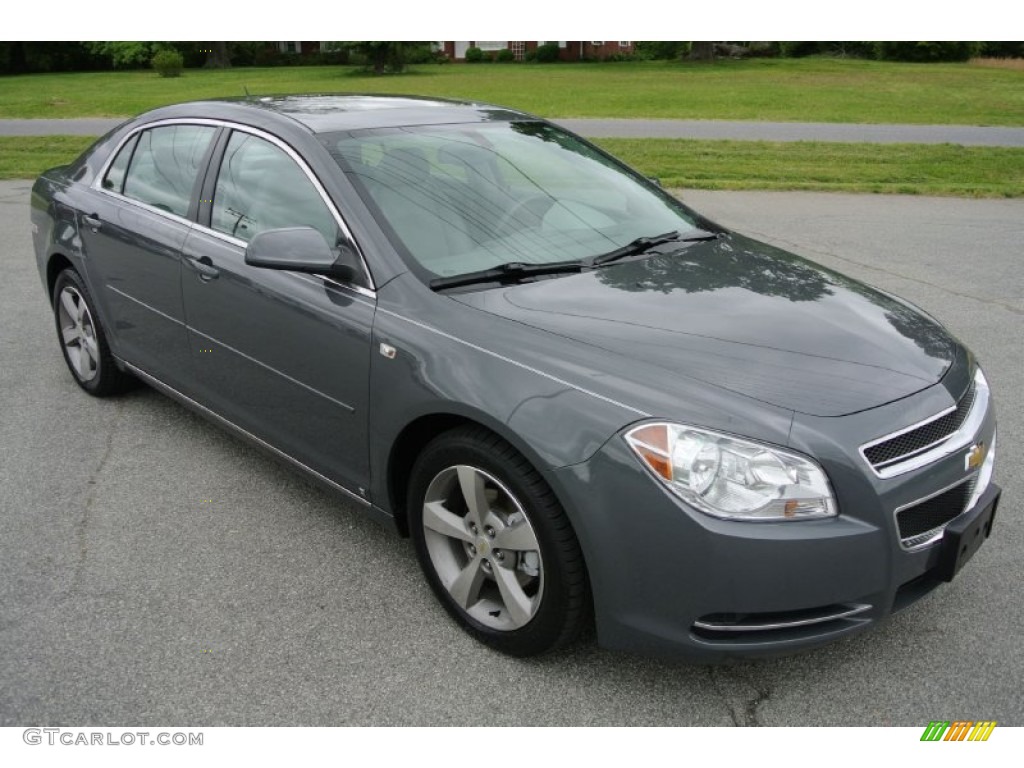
965,442,987,471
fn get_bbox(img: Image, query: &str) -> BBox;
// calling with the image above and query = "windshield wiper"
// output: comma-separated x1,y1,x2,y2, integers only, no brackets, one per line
430,259,584,291
590,229,721,267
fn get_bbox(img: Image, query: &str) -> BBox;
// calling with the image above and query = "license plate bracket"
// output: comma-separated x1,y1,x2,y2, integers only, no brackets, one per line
937,490,1000,582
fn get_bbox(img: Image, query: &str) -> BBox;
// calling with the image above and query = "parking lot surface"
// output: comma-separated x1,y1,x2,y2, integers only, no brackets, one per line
1,181,1021,725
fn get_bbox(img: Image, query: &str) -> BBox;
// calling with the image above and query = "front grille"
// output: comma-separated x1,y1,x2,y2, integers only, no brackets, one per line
864,379,977,470
896,476,976,548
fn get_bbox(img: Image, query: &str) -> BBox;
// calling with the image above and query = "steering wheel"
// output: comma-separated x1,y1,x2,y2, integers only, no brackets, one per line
493,194,556,236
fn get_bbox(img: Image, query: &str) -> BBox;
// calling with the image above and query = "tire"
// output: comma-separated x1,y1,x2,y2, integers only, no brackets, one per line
408,425,590,656
52,268,133,397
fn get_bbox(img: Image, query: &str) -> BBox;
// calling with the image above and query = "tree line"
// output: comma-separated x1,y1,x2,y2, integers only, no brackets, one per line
0,42,441,75
640,42,1023,62
2,41,1021,75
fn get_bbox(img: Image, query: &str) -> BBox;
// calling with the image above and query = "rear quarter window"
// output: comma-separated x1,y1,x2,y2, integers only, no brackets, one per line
101,133,139,194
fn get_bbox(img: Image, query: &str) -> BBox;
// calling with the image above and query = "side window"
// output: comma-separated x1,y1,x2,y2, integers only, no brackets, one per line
122,125,216,217
101,133,139,194
211,131,340,246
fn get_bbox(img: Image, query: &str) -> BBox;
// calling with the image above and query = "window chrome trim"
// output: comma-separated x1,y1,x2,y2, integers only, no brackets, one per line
193,224,246,249
91,118,224,226
893,473,977,551
119,359,370,508
90,184,196,229
91,116,377,292
220,123,376,292
292,271,377,301
860,369,989,479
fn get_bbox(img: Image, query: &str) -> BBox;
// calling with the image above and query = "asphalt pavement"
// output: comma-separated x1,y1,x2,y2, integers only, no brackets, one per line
0,181,1021,725
3,117,1024,146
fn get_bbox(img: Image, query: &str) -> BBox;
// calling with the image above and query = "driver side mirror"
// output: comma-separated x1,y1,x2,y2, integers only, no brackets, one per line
245,226,361,284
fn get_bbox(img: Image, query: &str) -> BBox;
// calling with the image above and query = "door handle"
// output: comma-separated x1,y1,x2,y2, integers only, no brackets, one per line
82,213,102,231
187,255,220,280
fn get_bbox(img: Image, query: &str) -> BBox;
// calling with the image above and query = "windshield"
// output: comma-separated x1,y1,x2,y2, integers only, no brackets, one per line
322,122,701,280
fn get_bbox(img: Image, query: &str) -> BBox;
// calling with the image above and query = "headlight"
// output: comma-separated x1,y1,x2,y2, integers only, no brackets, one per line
624,423,837,521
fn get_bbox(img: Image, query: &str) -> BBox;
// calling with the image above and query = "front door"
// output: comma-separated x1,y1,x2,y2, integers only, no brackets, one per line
180,129,375,496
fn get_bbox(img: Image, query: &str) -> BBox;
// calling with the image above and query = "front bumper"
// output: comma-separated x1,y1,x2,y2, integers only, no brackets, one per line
548,380,999,661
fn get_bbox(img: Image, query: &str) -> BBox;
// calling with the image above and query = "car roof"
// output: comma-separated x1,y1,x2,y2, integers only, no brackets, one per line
135,95,533,134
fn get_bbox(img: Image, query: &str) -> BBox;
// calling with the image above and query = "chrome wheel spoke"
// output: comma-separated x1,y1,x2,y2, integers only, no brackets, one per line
492,563,534,627
493,521,539,552
80,340,95,371
456,465,490,528
67,346,85,377
448,556,487,610
78,344,95,376
60,289,78,321
82,334,99,361
422,501,474,543
62,325,82,346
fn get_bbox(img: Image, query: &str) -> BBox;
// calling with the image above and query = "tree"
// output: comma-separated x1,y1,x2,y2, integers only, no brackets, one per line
875,42,981,62
204,42,231,69
7,42,27,73
335,41,431,74
1,42,111,74
85,42,163,69
634,42,689,60
689,42,715,61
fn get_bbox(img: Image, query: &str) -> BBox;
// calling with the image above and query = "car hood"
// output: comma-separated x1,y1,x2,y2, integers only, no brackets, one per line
451,234,957,417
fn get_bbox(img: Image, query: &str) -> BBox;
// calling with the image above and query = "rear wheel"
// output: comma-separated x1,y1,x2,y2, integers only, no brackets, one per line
408,425,590,656
52,268,132,397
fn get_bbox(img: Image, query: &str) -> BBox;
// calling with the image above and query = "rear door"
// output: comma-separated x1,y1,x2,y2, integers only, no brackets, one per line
81,123,218,389
180,128,375,496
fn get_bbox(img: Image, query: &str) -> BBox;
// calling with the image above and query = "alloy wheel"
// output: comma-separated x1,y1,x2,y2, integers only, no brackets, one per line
421,464,544,630
57,285,100,382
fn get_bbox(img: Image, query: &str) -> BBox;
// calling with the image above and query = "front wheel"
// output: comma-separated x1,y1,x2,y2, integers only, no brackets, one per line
408,426,590,656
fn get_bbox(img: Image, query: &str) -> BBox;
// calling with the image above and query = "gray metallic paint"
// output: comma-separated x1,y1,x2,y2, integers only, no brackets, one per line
452,233,956,417
80,196,194,390
30,95,1000,660
181,227,375,494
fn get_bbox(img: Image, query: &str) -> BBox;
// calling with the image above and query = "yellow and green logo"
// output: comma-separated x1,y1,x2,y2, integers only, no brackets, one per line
921,721,997,741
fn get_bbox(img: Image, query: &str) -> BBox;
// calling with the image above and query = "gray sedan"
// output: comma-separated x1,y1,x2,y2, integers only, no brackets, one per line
30,95,1000,659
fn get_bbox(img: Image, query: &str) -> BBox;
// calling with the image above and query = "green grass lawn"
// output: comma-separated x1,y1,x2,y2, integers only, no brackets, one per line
600,139,1024,197
1,59,1022,125
0,136,93,179
5,135,1021,197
